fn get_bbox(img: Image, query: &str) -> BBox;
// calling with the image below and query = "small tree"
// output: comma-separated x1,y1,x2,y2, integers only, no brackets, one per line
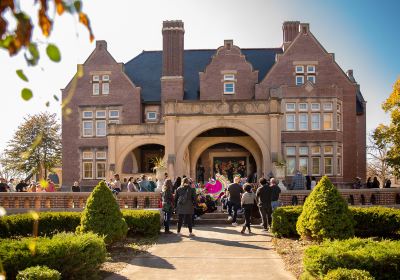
296,176,354,241
367,131,393,184
76,181,128,244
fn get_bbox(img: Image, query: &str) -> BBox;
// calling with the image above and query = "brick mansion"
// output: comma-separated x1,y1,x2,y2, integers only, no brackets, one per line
61,20,366,189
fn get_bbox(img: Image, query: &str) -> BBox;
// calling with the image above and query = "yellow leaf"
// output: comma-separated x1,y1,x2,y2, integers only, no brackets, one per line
79,12,94,42
29,210,39,221
38,8,52,37
28,241,36,255
55,0,65,15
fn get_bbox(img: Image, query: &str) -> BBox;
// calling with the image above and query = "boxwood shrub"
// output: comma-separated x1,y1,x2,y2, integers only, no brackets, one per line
303,238,400,280
271,206,400,238
0,232,106,280
323,268,374,280
0,210,160,238
16,265,61,280
123,209,161,236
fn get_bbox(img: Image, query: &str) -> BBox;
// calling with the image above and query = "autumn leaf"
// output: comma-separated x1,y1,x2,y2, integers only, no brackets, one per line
46,43,61,62
16,69,29,82
21,88,33,101
38,8,52,37
55,0,65,15
79,12,94,42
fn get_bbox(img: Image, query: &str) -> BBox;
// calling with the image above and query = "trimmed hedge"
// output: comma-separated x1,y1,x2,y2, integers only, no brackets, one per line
271,206,302,238
272,206,400,238
0,212,81,238
323,268,374,280
0,210,160,238
16,265,61,280
303,238,400,280
123,209,161,236
0,232,106,280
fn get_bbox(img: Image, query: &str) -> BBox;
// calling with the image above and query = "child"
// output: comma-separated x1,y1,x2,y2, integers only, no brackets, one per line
241,183,256,234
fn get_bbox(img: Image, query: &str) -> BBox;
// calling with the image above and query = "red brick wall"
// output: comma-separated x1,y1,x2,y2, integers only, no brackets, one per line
199,44,258,100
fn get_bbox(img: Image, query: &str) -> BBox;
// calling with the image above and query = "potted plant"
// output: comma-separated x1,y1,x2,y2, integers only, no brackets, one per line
273,160,287,190
151,157,167,191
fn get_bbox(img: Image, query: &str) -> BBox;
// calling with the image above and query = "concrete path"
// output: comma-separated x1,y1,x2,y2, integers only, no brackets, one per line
106,225,295,280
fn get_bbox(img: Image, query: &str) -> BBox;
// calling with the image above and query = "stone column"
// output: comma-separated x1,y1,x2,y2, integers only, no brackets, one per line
164,115,176,179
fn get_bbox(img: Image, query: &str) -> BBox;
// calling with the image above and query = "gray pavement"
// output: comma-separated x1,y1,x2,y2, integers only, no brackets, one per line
106,225,295,280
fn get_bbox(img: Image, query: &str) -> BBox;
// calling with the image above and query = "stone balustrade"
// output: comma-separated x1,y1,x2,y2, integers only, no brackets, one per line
108,124,165,135
1,188,400,215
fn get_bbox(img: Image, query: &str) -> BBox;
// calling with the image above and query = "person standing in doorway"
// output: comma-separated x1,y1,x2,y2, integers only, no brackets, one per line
227,176,243,226
175,177,196,236
256,178,272,231
270,178,281,211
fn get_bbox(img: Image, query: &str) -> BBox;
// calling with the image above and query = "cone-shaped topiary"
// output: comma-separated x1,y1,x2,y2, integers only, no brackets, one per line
76,181,128,244
296,176,354,241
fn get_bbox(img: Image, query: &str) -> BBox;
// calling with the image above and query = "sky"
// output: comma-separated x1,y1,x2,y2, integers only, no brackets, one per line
0,0,399,153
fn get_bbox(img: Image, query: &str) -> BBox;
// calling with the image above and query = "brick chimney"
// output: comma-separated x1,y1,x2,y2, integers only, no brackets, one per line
161,20,185,102
282,21,300,47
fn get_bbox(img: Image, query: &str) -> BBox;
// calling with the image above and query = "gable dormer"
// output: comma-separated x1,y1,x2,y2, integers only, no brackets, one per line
199,40,258,100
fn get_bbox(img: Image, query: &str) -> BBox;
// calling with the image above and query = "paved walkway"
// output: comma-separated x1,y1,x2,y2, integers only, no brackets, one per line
106,225,295,280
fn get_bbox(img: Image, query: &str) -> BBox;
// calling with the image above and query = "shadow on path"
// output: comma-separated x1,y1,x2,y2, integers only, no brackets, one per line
198,226,267,236
128,251,176,270
189,235,270,250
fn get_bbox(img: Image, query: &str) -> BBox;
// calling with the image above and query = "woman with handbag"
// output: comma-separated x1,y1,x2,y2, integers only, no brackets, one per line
175,177,196,236
162,178,174,234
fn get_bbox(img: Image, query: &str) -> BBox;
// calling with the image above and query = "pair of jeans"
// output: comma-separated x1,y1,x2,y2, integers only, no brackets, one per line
242,204,253,231
177,214,193,233
163,211,172,232
227,201,240,223
271,201,280,211
259,205,272,229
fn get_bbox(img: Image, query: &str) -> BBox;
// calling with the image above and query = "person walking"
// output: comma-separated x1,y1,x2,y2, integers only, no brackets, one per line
162,178,174,234
256,178,272,231
240,183,256,234
175,177,196,236
71,181,80,192
270,178,281,211
227,176,243,226
291,170,305,190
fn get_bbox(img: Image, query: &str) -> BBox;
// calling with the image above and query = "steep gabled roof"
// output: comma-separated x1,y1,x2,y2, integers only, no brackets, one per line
124,48,282,102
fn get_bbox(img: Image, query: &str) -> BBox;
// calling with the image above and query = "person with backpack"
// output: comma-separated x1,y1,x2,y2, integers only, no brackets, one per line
256,177,272,232
175,177,196,236
241,183,256,234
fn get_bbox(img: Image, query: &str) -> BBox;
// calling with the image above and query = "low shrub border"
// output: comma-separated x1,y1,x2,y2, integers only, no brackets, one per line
0,210,160,238
322,268,374,280
272,206,400,238
303,238,400,280
0,232,106,280
16,265,61,280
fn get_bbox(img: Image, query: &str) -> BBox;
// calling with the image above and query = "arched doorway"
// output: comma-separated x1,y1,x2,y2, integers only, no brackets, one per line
122,144,165,174
185,128,263,181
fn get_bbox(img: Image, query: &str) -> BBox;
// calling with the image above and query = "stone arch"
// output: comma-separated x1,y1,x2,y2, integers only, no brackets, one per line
116,138,166,174
189,136,262,179
176,121,271,177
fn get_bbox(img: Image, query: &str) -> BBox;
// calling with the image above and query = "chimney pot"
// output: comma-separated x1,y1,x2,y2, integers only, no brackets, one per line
162,20,184,77
224,40,233,50
96,40,107,50
282,21,300,43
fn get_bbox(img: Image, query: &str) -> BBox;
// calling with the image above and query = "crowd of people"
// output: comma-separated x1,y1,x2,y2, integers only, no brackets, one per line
0,178,57,192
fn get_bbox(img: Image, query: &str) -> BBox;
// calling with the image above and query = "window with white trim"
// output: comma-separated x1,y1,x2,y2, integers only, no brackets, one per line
96,110,106,119
93,83,99,95
96,120,106,137
92,75,100,82
295,65,304,73
286,146,296,156
307,75,316,84
323,113,333,130
82,151,93,160
102,82,109,95
102,75,109,81
96,151,107,159
337,103,341,112
299,157,308,174
147,112,157,121
324,145,333,154
224,74,235,81
312,157,320,175
108,120,119,124
337,157,342,175
109,110,119,118
311,113,320,130
311,103,320,111
307,65,315,73
286,114,296,130
324,157,333,175
224,82,235,94
83,162,93,179
337,114,341,131
311,146,320,154
323,102,333,111
286,157,296,175
337,146,342,155
82,111,93,119
82,121,93,137
299,113,308,130
296,75,304,86
299,103,308,111
299,147,309,155
286,103,296,111
96,162,106,179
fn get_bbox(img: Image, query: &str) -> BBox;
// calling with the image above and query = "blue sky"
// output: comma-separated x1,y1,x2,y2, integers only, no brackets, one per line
0,0,399,153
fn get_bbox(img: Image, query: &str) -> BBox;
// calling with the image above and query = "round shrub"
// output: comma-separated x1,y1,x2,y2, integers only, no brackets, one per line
323,268,374,280
16,265,61,280
76,181,128,244
296,176,354,241
271,206,302,238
